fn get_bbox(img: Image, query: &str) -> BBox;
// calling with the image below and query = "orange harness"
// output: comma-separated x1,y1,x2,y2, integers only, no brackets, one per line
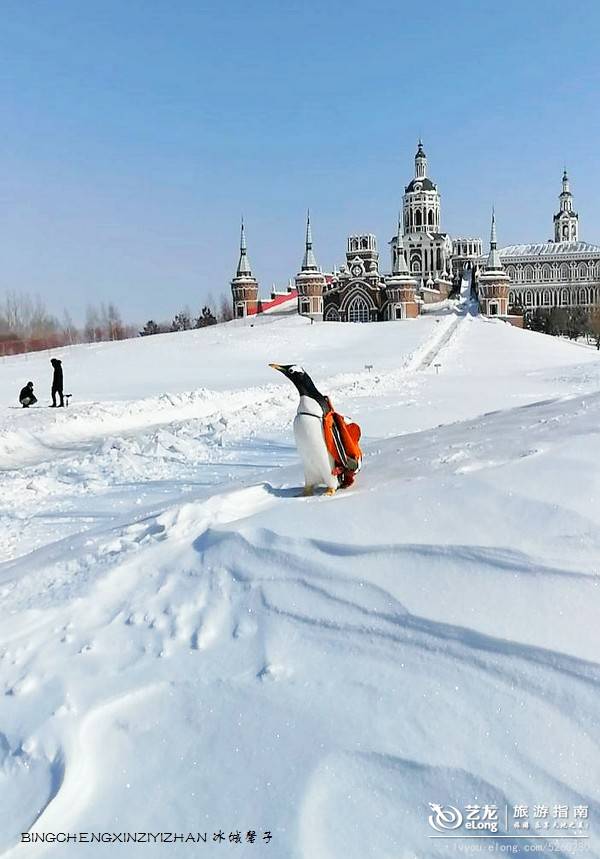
322,398,362,488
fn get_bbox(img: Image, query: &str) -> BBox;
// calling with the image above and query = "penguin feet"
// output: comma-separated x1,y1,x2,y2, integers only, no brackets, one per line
325,487,337,496
302,485,315,497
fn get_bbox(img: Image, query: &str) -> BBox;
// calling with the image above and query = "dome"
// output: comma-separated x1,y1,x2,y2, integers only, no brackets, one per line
405,177,437,193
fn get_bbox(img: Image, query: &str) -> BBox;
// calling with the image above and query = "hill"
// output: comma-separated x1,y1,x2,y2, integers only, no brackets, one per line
1,311,599,858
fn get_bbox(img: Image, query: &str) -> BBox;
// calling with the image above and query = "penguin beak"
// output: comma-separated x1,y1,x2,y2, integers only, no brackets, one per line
269,363,285,373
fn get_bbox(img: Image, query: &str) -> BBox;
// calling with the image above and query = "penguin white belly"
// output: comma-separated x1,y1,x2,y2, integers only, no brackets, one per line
293,396,337,489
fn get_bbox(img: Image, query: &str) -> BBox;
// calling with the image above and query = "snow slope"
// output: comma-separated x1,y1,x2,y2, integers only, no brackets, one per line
1,311,600,857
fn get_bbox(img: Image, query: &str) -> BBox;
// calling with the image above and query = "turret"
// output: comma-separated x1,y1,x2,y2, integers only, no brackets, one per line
477,209,510,317
230,219,260,318
384,219,419,319
296,211,325,320
403,140,441,235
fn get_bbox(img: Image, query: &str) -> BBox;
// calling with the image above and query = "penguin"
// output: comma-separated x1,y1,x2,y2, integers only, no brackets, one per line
269,364,338,496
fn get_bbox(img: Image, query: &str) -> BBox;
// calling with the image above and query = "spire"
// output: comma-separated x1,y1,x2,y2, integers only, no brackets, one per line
559,168,573,211
554,168,578,241
415,140,427,178
301,210,318,271
236,218,252,277
393,215,409,275
486,208,502,270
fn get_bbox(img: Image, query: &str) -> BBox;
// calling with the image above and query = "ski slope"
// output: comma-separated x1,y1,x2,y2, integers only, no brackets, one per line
459,265,473,303
1,311,600,858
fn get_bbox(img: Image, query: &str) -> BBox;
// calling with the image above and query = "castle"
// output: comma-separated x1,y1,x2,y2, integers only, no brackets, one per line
230,144,600,322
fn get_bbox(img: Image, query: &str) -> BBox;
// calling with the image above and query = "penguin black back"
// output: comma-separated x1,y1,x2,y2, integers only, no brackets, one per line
269,364,329,414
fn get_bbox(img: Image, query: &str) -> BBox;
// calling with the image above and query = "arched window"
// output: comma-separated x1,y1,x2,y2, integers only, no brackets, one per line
542,290,551,306
561,288,569,305
524,265,534,281
579,288,588,305
412,256,421,273
324,306,339,322
415,209,422,227
578,263,588,279
525,290,533,305
560,263,570,280
436,248,442,271
428,210,434,226
347,295,370,323
542,264,551,281
300,299,310,315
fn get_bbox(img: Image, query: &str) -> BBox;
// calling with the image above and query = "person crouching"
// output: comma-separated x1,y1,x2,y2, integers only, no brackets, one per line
19,382,37,408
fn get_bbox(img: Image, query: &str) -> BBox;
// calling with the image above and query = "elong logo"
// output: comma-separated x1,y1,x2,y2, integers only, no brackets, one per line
428,803,464,832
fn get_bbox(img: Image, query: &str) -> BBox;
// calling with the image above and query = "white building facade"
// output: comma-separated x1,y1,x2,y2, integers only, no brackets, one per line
482,173,600,314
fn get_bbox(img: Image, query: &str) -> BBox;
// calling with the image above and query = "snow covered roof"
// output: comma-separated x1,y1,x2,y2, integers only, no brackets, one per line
251,289,298,315
499,241,600,258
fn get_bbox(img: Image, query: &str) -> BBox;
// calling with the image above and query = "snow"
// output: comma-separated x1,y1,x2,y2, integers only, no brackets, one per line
459,265,472,303
1,310,600,857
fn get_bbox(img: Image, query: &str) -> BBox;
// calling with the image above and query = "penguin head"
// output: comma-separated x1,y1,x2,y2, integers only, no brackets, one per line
269,363,329,411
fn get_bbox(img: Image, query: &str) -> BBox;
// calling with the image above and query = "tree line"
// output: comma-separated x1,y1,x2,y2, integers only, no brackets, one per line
523,306,600,348
0,291,234,356
140,295,234,336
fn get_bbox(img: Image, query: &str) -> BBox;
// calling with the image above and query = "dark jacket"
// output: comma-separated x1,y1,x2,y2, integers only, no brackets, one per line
51,358,63,390
19,383,37,404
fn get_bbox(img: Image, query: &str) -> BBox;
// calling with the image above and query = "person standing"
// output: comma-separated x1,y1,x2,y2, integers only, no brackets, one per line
50,358,64,407
19,381,38,408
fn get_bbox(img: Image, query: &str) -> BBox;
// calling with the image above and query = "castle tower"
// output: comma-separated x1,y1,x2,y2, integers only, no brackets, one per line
230,219,259,318
384,219,419,319
553,169,578,242
295,212,326,319
403,141,440,234
477,210,511,317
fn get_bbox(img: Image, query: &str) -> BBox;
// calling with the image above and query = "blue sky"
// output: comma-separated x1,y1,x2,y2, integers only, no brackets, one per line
1,0,600,323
